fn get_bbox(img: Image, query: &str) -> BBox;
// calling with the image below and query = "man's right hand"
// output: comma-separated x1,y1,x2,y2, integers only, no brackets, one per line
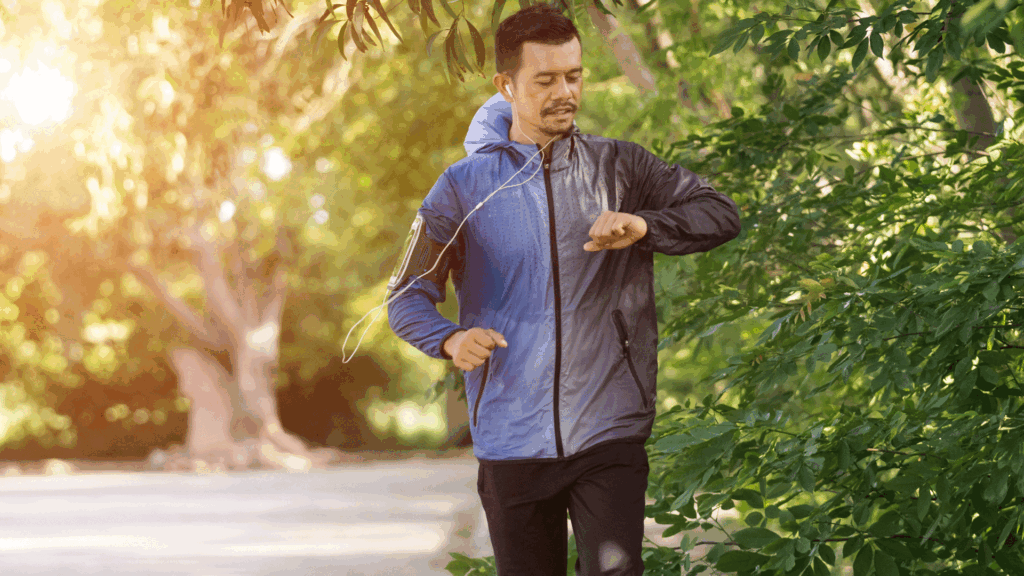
443,328,508,371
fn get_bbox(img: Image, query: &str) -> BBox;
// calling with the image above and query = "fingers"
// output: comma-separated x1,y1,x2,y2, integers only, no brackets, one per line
586,212,641,252
600,213,621,239
485,329,508,348
452,328,508,371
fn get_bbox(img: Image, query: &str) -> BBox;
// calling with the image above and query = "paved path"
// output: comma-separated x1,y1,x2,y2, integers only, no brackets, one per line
0,455,703,575
0,457,490,576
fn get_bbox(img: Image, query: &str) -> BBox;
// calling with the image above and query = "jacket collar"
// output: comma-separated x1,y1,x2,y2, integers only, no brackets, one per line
475,125,581,167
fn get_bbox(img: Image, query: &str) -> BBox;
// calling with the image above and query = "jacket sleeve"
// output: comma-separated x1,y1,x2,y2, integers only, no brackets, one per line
629,143,742,256
387,171,466,360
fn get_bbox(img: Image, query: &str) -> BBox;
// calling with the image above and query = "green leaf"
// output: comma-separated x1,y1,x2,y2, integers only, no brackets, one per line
852,39,869,69
838,439,852,469
352,2,372,48
363,7,385,47
711,33,738,56
925,48,944,82
451,18,474,73
367,0,403,43
491,0,507,45
445,26,463,81
869,510,901,537
788,38,800,61
874,538,913,561
829,29,844,49
853,546,873,576
798,465,816,493
874,549,899,576
817,35,831,61
706,542,726,564
984,469,1009,503
916,490,931,520
843,535,864,558
592,0,613,16
421,0,440,28
337,20,350,59
732,527,780,549
425,29,444,56
750,24,765,46
438,0,458,20
870,31,883,57
716,551,769,572
732,488,763,508
789,504,814,519
465,18,486,72
982,280,1000,301
995,548,1024,573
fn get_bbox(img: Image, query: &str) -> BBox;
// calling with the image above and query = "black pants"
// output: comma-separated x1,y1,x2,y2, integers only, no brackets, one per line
477,440,649,576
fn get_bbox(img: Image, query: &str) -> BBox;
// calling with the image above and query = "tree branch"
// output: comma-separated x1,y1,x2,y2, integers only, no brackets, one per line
125,261,228,349
184,224,245,332
585,2,658,96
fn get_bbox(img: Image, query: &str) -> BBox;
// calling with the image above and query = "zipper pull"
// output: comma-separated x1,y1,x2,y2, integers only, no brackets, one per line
612,309,629,348
544,163,550,170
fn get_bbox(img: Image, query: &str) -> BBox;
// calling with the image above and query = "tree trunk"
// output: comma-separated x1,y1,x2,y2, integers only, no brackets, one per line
139,225,342,472
586,3,658,96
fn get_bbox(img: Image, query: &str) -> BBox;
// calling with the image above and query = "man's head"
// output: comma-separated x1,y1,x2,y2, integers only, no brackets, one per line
492,3,582,146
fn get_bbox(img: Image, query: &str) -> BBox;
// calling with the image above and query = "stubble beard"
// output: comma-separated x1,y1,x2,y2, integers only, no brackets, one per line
539,114,576,139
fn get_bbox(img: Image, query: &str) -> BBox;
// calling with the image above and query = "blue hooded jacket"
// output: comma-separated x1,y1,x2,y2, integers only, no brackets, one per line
388,92,741,462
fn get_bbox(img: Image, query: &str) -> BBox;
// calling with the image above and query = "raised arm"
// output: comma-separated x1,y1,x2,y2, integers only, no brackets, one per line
628,143,742,256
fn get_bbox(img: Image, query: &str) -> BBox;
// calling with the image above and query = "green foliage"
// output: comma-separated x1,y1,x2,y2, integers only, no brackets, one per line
310,0,636,82
641,0,1024,574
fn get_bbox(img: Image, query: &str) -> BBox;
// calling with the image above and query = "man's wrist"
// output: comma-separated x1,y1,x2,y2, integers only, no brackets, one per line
442,329,465,360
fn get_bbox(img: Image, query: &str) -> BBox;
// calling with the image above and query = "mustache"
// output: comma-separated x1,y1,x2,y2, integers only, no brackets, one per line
543,104,577,115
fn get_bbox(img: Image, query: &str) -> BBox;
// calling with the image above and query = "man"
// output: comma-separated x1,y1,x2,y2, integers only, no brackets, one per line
387,4,741,574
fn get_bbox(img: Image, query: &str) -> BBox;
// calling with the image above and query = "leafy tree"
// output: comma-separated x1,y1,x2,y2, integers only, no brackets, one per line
640,1,1024,575
0,0,484,466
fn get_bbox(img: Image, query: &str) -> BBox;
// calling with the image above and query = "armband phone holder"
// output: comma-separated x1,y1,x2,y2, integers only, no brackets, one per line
388,213,451,293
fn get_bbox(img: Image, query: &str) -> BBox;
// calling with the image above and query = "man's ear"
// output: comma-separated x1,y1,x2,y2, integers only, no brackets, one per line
491,73,514,103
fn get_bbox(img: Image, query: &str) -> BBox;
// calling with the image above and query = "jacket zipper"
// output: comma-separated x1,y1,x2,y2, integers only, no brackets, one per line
543,158,565,459
613,309,650,408
472,357,490,427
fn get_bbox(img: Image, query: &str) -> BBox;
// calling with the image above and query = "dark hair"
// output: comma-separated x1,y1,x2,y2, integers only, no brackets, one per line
495,3,581,79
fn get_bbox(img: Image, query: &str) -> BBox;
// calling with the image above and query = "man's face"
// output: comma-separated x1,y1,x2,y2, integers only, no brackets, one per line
499,37,583,140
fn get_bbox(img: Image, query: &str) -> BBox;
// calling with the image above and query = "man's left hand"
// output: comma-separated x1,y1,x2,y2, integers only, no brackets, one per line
584,211,648,252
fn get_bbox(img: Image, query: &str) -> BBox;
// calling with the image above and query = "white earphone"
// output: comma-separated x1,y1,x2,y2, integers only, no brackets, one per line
339,81,556,362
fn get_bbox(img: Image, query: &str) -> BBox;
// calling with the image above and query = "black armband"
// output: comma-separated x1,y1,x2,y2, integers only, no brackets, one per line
387,214,455,292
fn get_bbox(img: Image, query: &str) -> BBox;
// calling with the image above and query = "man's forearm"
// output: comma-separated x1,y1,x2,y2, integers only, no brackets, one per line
387,282,464,360
634,189,741,255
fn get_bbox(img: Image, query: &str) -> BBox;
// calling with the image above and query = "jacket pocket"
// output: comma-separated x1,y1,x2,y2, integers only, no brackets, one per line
610,309,651,407
613,309,650,409
472,357,491,427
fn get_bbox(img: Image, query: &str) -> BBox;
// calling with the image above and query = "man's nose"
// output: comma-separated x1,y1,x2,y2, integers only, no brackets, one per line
553,77,573,100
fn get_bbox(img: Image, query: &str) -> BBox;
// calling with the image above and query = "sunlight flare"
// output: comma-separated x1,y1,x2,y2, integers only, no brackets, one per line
2,62,76,127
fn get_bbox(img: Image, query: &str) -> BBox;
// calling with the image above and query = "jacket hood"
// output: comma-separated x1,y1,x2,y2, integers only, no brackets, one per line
463,92,580,157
